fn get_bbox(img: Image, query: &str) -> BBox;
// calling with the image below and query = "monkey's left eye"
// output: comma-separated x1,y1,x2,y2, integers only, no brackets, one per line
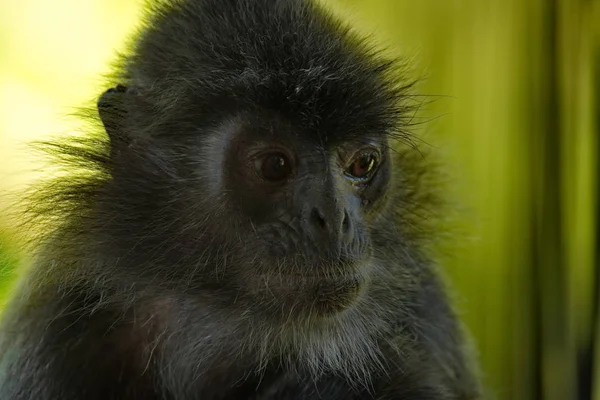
255,152,293,182
345,150,380,181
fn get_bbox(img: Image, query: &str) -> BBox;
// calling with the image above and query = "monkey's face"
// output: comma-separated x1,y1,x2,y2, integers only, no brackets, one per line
189,111,393,318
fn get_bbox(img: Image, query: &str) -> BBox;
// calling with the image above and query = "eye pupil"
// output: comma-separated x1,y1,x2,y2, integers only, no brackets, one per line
348,152,378,179
260,153,292,182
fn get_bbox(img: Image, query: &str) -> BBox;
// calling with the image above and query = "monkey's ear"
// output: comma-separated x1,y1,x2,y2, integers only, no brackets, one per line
97,85,140,151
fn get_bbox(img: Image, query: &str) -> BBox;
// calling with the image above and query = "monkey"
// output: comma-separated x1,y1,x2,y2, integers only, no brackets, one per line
0,0,484,398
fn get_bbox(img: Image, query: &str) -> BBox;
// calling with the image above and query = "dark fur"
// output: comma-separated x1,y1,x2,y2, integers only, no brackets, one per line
0,0,483,399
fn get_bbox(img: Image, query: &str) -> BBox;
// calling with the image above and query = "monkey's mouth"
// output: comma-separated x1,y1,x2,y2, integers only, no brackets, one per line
256,270,369,316
304,273,368,315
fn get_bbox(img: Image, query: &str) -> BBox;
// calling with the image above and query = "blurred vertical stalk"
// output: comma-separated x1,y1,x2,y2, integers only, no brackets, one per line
528,0,571,397
565,0,600,398
592,4,600,399
529,0,599,398
558,0,599,398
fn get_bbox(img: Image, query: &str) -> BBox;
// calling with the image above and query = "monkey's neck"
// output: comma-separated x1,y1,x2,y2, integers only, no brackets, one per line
128,294,384,396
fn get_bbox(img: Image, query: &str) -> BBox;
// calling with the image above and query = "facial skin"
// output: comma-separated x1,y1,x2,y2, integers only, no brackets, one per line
217,111,391,316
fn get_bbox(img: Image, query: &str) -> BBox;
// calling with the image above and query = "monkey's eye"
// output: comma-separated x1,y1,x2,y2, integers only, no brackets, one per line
345,150,380,180
256,152,293,182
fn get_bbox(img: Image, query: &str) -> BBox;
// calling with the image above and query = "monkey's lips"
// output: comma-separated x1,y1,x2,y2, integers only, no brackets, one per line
257,270,369,316
303,274,367,315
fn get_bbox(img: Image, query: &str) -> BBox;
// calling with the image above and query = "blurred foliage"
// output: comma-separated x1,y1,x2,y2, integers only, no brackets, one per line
0,242,17,301
0,0,598,399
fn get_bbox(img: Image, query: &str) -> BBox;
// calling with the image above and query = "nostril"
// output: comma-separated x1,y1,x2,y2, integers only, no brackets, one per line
311,208,327,230
342,210,350,233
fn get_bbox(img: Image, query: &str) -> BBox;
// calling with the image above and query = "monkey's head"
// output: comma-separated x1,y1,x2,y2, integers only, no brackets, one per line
91,0,420,323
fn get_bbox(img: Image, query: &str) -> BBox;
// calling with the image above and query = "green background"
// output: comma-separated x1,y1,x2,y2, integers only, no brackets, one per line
0,0,598,399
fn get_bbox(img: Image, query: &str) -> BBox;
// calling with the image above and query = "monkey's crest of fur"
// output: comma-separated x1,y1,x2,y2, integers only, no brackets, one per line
12,0,458,394
126,0,415,134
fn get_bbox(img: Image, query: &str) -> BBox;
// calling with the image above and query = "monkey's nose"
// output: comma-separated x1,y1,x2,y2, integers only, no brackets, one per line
307,205,352,250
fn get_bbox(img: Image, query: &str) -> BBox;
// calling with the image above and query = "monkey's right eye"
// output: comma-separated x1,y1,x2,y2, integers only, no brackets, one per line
255,152,293,182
